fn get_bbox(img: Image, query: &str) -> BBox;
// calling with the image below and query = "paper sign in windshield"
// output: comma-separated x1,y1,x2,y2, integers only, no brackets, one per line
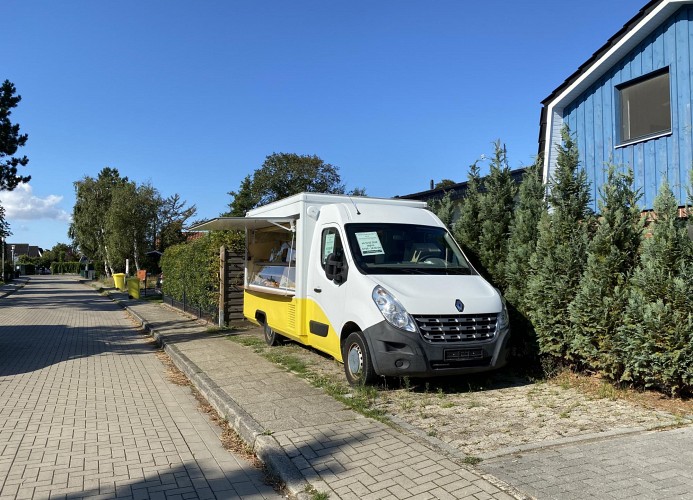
355,232,385,256
323,233,335,261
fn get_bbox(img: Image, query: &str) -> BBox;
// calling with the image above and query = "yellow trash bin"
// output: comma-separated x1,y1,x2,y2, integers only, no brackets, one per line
127,277,140,299
113,273,126,291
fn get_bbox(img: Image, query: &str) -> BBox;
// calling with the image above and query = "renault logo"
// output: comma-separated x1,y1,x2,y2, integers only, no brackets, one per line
455,299,464,312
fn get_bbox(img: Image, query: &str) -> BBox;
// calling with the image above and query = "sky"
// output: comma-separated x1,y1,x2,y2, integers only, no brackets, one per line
1,0,646,250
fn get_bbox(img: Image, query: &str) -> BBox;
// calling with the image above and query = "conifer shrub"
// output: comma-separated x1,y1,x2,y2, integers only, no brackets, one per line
568,165,644,376
617,180,693,395
503,158,546,359
430,191,455,229
453,161,483,269
525,127,593,368
477,141,517,288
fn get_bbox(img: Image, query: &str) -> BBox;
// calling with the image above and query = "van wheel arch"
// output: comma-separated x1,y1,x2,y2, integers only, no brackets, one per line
342,330,377,386
255,310,283,346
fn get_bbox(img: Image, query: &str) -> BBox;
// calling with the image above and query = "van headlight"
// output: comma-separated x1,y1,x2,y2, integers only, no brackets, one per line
372,285,417,332
498,300,510,330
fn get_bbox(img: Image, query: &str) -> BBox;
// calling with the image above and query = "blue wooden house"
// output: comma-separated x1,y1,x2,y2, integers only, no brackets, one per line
539,0,693,210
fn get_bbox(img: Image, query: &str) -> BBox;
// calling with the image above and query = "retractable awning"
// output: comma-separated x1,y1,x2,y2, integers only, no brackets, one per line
188,217,296,232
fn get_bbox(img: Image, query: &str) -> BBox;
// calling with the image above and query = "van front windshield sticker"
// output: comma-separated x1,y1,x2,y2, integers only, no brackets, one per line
324,233,336,260
355,232,385,256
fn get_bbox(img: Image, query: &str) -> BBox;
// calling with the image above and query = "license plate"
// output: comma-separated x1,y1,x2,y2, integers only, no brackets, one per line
444,348,484,361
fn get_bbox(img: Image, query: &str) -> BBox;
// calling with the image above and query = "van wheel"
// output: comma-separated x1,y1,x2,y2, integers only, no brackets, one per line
343,331,376,386
264,323,283,346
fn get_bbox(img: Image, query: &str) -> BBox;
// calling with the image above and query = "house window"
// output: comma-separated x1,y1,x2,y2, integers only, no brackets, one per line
618,69,671,145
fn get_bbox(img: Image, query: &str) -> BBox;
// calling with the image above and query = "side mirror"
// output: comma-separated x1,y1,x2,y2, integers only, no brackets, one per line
325,252,348,284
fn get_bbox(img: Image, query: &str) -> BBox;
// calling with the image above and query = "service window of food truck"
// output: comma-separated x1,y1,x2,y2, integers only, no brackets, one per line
247,225,296,294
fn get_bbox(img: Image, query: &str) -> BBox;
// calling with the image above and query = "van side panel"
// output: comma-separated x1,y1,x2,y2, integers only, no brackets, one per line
244,290,302,339
303,299,343,362
243,291,341,361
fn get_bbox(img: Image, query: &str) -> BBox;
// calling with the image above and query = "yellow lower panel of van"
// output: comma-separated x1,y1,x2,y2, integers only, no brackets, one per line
243,290,343,362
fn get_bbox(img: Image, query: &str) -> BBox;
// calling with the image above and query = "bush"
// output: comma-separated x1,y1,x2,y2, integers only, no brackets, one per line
526,127,593,364
160,230,244,314
568,165,644,375
617,181,693,395
50,261,80,274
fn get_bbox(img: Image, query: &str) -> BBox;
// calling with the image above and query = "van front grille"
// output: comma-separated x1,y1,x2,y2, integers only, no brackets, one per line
413,314,498,343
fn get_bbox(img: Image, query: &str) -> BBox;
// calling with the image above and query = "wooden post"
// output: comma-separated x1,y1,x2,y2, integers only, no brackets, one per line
219,245,228,327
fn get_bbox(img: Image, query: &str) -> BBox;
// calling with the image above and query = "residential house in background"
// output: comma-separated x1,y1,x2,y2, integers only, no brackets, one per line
539,0,693,211
397,169,526,221
5,243,43,261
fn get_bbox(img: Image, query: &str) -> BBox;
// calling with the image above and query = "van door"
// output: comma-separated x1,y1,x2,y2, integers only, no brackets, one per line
306,225,348,360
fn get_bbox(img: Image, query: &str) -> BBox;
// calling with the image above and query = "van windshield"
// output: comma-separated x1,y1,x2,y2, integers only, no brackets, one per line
344,223,476,275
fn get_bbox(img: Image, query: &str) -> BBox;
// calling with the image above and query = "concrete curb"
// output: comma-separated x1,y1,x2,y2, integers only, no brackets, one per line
97,288,311,500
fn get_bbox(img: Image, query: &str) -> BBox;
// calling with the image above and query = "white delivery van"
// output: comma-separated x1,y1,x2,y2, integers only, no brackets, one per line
193,193,510,385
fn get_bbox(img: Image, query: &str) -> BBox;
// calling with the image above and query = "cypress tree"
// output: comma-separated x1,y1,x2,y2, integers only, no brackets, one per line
568,165,644,376
618,178,693,395
430,190,455,229
525,126,593,366
477,141,517,288
453,161,483,265
504,157,546,359
505,157,545,312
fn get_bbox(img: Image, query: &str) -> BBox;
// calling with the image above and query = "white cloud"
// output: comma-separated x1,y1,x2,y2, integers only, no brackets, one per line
0,184,71,222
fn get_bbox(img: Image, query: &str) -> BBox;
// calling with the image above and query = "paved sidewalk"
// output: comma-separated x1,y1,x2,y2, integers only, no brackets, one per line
0,276,279,500
110,283,520,500
479,425,693,499
88,276,693,500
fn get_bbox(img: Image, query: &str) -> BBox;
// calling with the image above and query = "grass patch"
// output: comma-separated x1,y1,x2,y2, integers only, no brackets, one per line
304,484,330,500
226,333,388,423
462,456,482,465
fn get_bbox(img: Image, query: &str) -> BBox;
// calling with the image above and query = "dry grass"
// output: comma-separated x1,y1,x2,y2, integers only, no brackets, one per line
153,346,287,494
551,370,693,417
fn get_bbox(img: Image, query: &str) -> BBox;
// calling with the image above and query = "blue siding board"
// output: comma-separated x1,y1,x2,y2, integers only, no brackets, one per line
560,6,692,211
594,82,605,172
676,10,692,201
643,140,656,207
585,93,597,195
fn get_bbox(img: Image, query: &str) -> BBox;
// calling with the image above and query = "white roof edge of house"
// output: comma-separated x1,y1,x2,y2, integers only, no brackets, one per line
542,0,689,182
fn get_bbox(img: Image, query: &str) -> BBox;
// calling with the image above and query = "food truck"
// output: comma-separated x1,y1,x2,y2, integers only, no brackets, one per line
193,193,510,385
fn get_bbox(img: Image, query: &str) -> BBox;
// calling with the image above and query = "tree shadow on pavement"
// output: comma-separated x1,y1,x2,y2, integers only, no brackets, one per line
0,324,158,376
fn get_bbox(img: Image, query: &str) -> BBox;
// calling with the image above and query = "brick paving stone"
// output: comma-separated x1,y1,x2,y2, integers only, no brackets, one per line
0,276,279,500
481,425,693,499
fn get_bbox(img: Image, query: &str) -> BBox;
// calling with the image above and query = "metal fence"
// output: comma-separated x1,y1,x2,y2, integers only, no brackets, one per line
162,292,218,324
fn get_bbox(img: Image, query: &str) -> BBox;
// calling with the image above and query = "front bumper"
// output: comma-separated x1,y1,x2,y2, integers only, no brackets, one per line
362,320,510,378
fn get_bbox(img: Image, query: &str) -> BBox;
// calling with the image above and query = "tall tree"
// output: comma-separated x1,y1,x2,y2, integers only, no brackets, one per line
0,80,30,192
503,157,546,358
429,191,455,229
477,141,517,287
155,194,197,252
525,126,593,366
106,181,161,271
504,157,545,313
0,203,9,240
618,179,693,394
226,153,357,216
452,161,483,263
568,165,644,375
70,167,128,275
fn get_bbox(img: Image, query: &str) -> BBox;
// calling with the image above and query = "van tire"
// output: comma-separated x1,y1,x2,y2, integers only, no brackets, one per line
343,331,376,386
264,323,283,346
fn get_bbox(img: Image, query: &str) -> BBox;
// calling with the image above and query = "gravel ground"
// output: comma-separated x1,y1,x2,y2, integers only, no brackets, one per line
230,326,692,459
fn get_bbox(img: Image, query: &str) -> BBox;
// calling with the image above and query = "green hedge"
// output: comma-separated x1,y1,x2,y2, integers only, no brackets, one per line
50,261,80,274
160,231,244,313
